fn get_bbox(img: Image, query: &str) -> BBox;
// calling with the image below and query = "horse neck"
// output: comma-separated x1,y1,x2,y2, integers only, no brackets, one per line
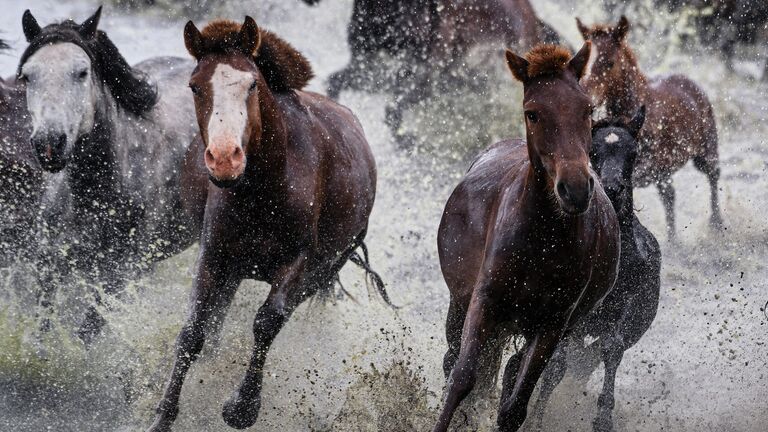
606,45,649,116
242,79,289,193
67,103,122,211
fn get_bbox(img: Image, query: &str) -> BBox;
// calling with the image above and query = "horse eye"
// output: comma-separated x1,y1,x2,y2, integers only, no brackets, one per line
18,74,28,83
525,111,539,124
189,84,201,95
77,70,88,80
248,81,257,93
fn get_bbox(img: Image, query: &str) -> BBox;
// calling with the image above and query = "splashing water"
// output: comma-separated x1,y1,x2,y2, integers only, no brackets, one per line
0,0,767,431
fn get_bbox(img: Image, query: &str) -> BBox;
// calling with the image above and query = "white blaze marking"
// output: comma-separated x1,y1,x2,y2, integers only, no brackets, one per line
207,64,252,152
605,132,619,144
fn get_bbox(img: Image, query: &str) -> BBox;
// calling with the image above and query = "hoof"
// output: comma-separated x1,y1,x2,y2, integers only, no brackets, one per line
222,390,261,430
146,416,173,432
710,214,724,231
592,416,614,432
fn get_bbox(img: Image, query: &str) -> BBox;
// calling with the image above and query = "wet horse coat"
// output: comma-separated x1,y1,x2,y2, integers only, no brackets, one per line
148,17,385,431
18,8,201,340
433,44,620,432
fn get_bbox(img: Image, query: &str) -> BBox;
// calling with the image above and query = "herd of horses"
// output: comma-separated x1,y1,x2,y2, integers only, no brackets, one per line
0,2,726,432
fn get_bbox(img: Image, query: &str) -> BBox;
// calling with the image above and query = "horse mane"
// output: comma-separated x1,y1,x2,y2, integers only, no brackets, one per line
199,20,313,92
524,44,573,78
18,20,158,117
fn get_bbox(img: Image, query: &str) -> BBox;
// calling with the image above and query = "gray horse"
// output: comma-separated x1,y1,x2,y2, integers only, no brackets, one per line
18,7,204,341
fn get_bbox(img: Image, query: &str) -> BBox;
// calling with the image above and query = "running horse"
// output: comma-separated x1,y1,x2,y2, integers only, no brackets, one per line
577,16,722,240
433,43,620,432
18,7,202,341
531,108,662,432
148,17,387,431
0,39,40,268
304,0,560,143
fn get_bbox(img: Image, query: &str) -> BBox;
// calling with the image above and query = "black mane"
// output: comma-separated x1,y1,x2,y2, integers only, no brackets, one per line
18,20,157,116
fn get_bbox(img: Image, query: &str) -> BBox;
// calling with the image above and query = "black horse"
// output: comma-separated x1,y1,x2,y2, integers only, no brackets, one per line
530,107,662,432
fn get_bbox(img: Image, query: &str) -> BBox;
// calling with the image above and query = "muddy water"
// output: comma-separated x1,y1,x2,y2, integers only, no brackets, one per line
0,1,766,431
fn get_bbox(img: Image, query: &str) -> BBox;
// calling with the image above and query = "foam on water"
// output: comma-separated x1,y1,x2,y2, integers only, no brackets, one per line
1,1,767,431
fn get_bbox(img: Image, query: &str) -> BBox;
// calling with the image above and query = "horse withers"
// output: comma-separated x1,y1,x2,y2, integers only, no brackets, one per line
577,16,722,240
531,107,662,432
17,7,203,341
433,43,621,432
148,17,388,431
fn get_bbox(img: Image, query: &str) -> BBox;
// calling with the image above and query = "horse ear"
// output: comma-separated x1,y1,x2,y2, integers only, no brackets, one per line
184,21,205,60
79,6,102,39
568,41,592,80
505,49,529,83
627,105,646,138
614,15,630,40
22,10,42,42
576,17,589,39
239,16,261,55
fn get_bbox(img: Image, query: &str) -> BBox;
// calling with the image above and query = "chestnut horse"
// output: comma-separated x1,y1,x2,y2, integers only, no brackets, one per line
577,16,722,240
531,108,662,432
148,17,388,431
0,44,40,268
304,0,559,142
433,43,620,432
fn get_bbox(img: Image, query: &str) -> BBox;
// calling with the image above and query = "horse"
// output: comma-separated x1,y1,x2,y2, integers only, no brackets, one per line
577,16,722,240
530,107,662,432
18,7,203,341
305,0,560,143
432,43,621,432
0,42,40,268
147,17,389,431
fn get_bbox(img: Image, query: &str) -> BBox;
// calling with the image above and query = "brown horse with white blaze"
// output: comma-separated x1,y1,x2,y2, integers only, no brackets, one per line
433,43,620,432
577,16,722,240
148,17,387,431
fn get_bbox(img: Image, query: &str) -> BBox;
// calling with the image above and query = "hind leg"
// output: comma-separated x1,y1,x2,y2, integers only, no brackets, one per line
692,155,723,229
530,340,568,431
656,177,676,241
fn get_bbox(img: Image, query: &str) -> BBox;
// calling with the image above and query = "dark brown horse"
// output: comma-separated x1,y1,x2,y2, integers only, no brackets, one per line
0,53,40,268
577,16,722,240
433,43,620,432
148,17,388,431
305,0,560,142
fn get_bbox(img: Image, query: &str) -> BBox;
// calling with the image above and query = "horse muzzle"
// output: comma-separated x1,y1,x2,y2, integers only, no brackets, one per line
204,142,246,188
31,132,68,172
555,174,595,215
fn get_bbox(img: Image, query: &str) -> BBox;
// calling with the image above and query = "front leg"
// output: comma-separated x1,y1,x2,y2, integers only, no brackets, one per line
432,290,497,432
147,258,239,432
222,253,315,429
656,178,676,241
497,324,567,432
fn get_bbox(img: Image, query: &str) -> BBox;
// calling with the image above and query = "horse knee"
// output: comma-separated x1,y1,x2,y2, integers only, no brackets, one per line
177,324,206,360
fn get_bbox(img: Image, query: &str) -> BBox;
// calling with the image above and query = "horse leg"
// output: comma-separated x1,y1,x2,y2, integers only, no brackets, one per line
147,266,238,432
656,178,676,241
432,292,496,432
221,253,315,429
692,155,723,229
530,340,568,431
496,326,565,432
592,340,625,432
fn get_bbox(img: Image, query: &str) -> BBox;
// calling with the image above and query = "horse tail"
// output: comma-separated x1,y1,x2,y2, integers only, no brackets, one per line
348,241,397,309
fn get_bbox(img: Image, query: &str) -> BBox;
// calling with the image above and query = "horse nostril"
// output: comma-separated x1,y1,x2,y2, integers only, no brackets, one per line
556,181,568,199
588,176,595,194
57,134,66,149
204,148,216,165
